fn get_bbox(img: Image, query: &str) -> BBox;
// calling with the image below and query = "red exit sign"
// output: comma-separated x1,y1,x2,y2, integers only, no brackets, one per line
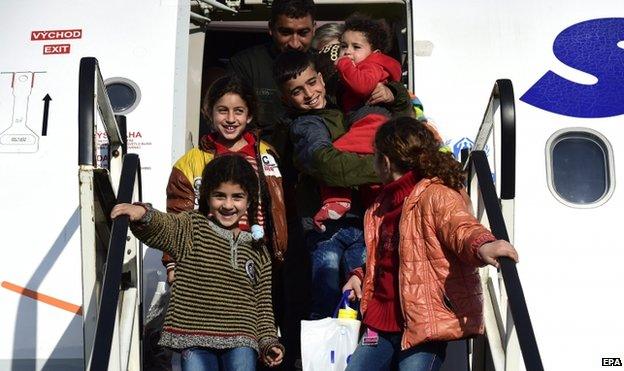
43,44,71,55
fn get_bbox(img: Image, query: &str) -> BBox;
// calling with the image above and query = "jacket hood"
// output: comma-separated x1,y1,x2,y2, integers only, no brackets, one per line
365,52,402,82
402,177,442,209
198,130,259,153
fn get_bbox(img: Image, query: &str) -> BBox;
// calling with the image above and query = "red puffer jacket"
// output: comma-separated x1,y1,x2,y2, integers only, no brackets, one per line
336,52,402,113
360,178,496,349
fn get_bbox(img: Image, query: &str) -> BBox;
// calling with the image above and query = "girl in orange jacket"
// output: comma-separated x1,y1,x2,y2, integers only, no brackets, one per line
343,117,518,371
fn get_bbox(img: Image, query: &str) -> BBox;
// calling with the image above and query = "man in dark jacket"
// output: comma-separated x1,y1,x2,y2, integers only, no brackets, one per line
227,0,316,141
228,0,398,146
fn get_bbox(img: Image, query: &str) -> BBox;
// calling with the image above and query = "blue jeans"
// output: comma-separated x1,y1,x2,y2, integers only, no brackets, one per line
180,347,257,371
306,224,366,319
345,331,446,371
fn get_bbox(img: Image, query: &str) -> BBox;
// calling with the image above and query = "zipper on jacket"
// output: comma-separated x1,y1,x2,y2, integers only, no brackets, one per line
442,291,456,313
397,230,409,350
435,278,456,314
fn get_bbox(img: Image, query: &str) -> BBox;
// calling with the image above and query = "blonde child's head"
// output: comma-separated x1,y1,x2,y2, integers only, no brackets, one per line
374,117,466,190
312,22,345,50
201,75,258,147
340,14,392,64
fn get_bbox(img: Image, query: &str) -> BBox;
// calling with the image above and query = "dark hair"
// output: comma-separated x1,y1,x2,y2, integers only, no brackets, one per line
201,74,258,124
269,0,315,27
198,154,260,227
375,117,465,190
273,50,316,87
343,14,392,53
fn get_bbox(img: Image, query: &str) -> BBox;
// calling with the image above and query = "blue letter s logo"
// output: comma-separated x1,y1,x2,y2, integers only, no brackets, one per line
520,18,624,118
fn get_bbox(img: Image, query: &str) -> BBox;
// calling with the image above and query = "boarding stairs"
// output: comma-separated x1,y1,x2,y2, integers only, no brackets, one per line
462,80,544,371
78,57,143,371
75,55,542,371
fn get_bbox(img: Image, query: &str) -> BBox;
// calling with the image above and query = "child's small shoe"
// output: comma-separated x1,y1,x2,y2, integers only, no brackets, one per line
313,201,351,232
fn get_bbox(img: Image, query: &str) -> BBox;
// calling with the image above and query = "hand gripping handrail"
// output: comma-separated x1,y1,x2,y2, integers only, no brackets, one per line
469,151,543,371
466,79,543,370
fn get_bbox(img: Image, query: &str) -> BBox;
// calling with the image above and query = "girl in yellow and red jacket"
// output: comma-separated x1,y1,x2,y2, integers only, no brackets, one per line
343,117,518,371
163,74,287,282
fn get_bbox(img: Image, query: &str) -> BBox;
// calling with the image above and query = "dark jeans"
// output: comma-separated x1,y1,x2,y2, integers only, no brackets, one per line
346,331,447,371
180,347,256,371
306,224,366,319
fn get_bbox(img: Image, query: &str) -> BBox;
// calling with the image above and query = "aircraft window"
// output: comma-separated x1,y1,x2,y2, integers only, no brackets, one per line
546,128,614,208
104,77,141,115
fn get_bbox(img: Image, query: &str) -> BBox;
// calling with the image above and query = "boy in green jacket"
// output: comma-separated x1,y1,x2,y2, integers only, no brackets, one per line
273,50,412,319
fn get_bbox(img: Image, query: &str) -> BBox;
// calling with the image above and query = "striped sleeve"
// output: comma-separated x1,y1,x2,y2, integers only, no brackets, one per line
130,210,194,263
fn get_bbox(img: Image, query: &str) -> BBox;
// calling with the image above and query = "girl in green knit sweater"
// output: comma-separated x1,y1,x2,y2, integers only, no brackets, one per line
112,155,284,370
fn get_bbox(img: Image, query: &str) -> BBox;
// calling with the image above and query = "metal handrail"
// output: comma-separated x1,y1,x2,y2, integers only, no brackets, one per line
78,57,123,166
466,79,543,370
467,79,516,200
469,151,543,370
78,56,142,370
89,153,142,371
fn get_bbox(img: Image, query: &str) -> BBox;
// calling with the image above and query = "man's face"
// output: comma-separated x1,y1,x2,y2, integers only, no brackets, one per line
270,14,315,52
281,65,326,111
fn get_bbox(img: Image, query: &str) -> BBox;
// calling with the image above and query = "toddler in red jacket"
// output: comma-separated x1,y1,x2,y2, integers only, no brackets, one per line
335,14,402,113
313,14,406,232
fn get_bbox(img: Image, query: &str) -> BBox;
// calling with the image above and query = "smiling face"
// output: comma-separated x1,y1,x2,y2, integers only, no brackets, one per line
211,93,251,147
270,14,315,52
208,181,249,230
340,30,374,64
281,65,326,111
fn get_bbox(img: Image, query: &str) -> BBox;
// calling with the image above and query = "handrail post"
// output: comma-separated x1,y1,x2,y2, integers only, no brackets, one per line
77,57,100,366
497,80,516,201
470,151,543,371
88,154,142,371
78,57,123,166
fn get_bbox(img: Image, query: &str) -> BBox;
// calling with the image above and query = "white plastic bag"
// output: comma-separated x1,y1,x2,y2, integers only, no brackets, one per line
144,281,172,371
301,291,361,371
145,281,170,324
